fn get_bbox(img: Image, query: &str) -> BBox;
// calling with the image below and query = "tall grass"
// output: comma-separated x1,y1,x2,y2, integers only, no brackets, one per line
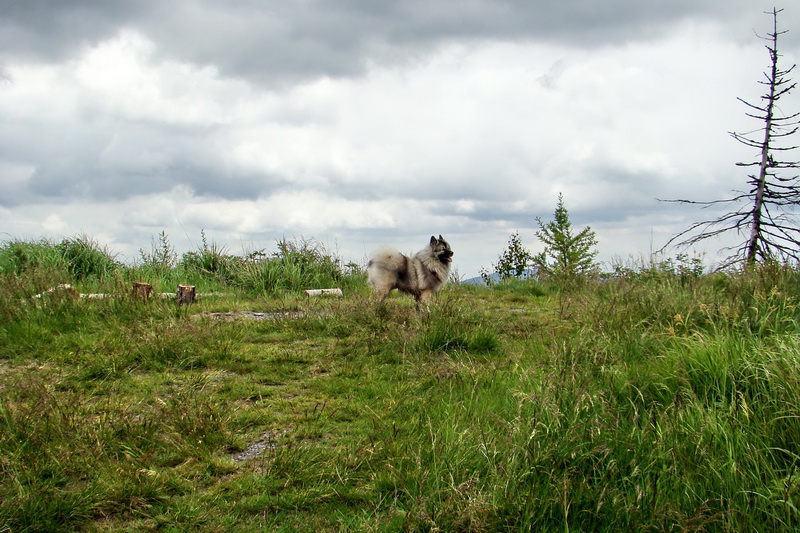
230,237,362,295
2,234,800,531
0,233,364,297
366,265,800,531
0,234,119,281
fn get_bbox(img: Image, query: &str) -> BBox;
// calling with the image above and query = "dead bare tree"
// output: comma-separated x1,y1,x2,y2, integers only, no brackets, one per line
663,8,800,267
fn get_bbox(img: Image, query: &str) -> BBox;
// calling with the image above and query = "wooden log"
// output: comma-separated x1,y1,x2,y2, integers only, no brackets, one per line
304,288,343,297
132,282,153,300
176,285,196,305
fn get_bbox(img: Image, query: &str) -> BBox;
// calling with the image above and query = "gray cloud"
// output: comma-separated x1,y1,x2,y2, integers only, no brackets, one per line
0,1,151,61
1,0,772,86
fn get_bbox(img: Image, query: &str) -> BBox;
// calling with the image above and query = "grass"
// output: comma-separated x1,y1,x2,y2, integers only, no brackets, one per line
1,235,800,531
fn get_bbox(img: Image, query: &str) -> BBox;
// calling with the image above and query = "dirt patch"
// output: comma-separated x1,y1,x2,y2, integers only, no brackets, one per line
195,311,305,321
231,429,289,462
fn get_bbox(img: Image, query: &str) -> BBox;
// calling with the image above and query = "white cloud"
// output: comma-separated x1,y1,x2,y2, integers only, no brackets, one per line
39,214,70,235
73,30,242,126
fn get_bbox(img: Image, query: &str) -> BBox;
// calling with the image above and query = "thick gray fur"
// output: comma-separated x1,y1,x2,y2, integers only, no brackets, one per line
367,235,453,303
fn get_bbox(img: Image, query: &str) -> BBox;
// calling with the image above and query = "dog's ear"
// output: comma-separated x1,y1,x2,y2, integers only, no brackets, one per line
438,234,444,242
430,235,437,246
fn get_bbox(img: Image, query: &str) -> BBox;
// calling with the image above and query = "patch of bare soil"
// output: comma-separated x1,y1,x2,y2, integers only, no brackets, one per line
194,311,305,321
231,429,289,462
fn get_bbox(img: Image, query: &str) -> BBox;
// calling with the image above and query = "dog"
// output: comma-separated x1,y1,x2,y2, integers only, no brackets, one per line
367,235,454,303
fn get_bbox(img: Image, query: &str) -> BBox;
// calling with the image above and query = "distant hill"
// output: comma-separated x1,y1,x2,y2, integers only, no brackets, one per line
460,271,536,285
461,273,495,285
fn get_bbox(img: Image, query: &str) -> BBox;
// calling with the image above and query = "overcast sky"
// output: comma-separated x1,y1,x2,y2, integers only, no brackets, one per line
1,1,798,278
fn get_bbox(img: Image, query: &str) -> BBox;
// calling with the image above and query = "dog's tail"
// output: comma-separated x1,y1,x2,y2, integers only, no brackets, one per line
368,247,404,269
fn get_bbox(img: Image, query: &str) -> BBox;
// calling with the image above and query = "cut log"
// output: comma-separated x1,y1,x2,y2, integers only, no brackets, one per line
304,288,343,297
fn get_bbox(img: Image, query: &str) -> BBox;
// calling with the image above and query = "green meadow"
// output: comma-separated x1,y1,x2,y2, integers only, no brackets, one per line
2,235,800,531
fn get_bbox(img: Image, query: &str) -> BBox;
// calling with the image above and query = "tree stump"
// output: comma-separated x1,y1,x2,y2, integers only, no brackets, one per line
176,285,196,305
132,282,153,300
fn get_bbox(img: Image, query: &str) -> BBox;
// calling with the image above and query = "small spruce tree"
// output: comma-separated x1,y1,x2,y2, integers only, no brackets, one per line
480,231,532,284
533,193,599,282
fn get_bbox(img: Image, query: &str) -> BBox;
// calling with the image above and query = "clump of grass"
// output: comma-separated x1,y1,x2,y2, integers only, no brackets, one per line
232,237,362,296
0,234,120,281
137,231,178,275
415,295,502,356
181,230,242,285
0,238,65,276
56,234,121,281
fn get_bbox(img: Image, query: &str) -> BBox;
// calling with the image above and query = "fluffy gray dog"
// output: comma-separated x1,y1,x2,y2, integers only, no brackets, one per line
367,235,454,303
